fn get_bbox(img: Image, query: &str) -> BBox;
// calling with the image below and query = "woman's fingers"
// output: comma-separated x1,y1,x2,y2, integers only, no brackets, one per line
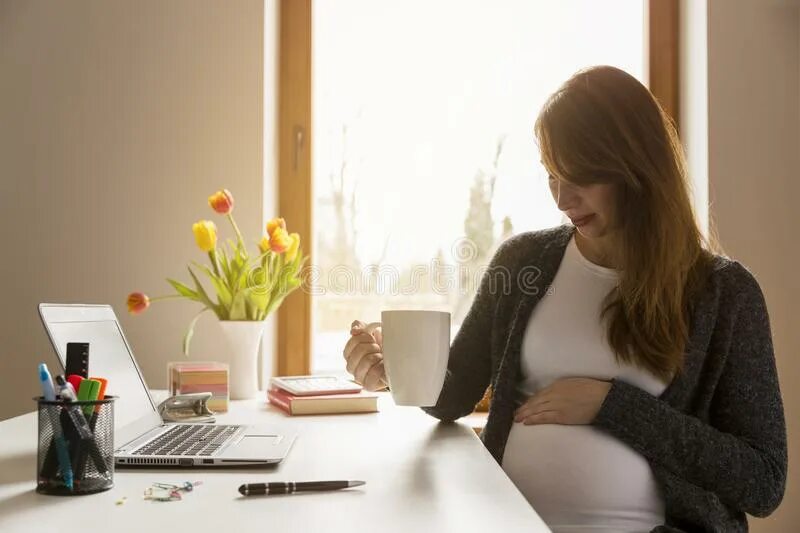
521,410,561,425
353,351,384,386
362,360,387,392
371,325,383,347
344,320,385,383
514,398,552,422
343,332,377,361
354,321,382,340
346,341,382,376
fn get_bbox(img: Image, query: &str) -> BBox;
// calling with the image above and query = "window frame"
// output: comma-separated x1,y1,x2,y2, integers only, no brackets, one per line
276,0,681,375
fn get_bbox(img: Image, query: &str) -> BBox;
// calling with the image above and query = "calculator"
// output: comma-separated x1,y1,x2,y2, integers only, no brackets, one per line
269,375,363,396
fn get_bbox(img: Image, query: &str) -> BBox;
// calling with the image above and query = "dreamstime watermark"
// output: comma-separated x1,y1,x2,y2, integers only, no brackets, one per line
245,237,553,298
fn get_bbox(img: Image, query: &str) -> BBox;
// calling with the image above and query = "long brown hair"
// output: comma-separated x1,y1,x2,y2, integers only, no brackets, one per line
534,65,725,383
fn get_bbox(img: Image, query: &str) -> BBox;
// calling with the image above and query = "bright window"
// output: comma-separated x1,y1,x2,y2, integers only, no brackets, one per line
311,0,646,373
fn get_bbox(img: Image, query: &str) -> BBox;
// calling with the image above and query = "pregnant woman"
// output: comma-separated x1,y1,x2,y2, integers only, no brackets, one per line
342,66,787,532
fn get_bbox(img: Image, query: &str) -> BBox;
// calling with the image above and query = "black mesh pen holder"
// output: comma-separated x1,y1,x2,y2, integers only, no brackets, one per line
35,396,115,495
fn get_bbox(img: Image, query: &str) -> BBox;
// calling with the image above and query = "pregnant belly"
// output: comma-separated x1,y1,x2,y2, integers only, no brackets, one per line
501,423,664,530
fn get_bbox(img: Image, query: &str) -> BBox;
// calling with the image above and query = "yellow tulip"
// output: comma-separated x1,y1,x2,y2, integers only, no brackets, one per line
266,217,286,237
192,220,217,252
258,235,271,254
286,233,300,261
208,189,234,215
270,227,291,253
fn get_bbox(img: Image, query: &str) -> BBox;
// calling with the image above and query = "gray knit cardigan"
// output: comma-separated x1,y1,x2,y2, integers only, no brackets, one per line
421,224,787,532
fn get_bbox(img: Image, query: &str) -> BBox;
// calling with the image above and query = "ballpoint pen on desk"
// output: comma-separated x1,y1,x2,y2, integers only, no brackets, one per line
38,363,73,490
237,480,366,496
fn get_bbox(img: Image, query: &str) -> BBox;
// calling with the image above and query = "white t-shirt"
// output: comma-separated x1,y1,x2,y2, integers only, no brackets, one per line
501,233,668,533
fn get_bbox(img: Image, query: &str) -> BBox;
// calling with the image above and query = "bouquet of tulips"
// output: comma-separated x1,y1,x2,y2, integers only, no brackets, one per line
127,189,306,355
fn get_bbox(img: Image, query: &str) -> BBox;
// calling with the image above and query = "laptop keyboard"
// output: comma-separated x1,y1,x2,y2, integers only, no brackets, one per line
132,424,240,456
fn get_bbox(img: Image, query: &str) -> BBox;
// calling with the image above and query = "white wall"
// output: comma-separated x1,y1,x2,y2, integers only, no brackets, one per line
260,0,279,387
0,0,271,420
700,0,800,529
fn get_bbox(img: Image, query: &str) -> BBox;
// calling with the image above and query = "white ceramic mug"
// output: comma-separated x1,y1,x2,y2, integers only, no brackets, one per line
380,310,451,406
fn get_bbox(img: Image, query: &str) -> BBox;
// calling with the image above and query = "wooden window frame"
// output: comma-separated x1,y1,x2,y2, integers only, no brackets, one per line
648,0,680,131
277,0,312,376
276,0,680,376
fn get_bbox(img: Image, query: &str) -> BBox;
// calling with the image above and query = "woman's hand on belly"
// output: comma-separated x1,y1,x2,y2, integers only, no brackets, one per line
514,377,612,425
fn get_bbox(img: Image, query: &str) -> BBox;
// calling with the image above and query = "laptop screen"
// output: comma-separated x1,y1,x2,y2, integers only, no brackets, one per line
40,306,157,433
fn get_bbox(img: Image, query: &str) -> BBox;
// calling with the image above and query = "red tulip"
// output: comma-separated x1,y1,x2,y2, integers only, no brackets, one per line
208,189,234,215
127,292,150,314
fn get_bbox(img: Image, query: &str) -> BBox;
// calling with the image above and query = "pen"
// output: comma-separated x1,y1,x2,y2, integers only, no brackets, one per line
53,375,94,440
55,375,110,479
38,363,73,490
238,480,365,496
75,377,109,482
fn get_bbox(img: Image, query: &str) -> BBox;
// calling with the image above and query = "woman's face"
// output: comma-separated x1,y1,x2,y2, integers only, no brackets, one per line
548,174,617,238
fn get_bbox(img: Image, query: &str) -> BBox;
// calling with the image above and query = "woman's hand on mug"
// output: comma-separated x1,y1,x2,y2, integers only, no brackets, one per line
343,320,388,391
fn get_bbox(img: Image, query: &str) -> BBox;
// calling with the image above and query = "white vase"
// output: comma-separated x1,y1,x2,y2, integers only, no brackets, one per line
218,320,266,400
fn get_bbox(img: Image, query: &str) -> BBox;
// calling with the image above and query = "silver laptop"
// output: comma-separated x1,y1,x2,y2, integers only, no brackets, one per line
38,303,296,467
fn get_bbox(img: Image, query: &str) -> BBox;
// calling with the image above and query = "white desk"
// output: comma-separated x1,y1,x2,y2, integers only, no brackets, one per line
0,392,549,532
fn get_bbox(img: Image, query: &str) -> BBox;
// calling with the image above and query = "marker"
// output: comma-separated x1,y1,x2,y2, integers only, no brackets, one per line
38,363,73,490
54,375,94,440
77,378,101,417
56,375,110,480
66,375,84,399
87,377,108,422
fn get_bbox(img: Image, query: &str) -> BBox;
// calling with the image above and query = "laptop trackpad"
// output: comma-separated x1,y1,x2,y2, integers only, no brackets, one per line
222,435,281,458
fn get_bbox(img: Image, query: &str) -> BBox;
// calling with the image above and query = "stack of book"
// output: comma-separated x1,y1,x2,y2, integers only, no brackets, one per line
267,379,379,416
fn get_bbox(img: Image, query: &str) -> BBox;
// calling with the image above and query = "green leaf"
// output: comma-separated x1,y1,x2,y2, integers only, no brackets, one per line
207,250,218,277
226,237,244,259
238,253,260,291
182,307,209,356
193,261,232,312
237,265,250,290
294,250,306,271
247,266,270,302
187,266,221,319
166,278,199,300
248,283,269,313
212,279,233,310
228,249,246,286
249,266,266,286
231,238,247,264
218,246,231,280
264,273,302,317
229,290,247,320
265,292,287,317
223,239,243,285
244,296,257,321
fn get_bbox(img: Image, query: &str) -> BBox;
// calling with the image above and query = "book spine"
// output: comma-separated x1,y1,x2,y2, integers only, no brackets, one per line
267,389,293,415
